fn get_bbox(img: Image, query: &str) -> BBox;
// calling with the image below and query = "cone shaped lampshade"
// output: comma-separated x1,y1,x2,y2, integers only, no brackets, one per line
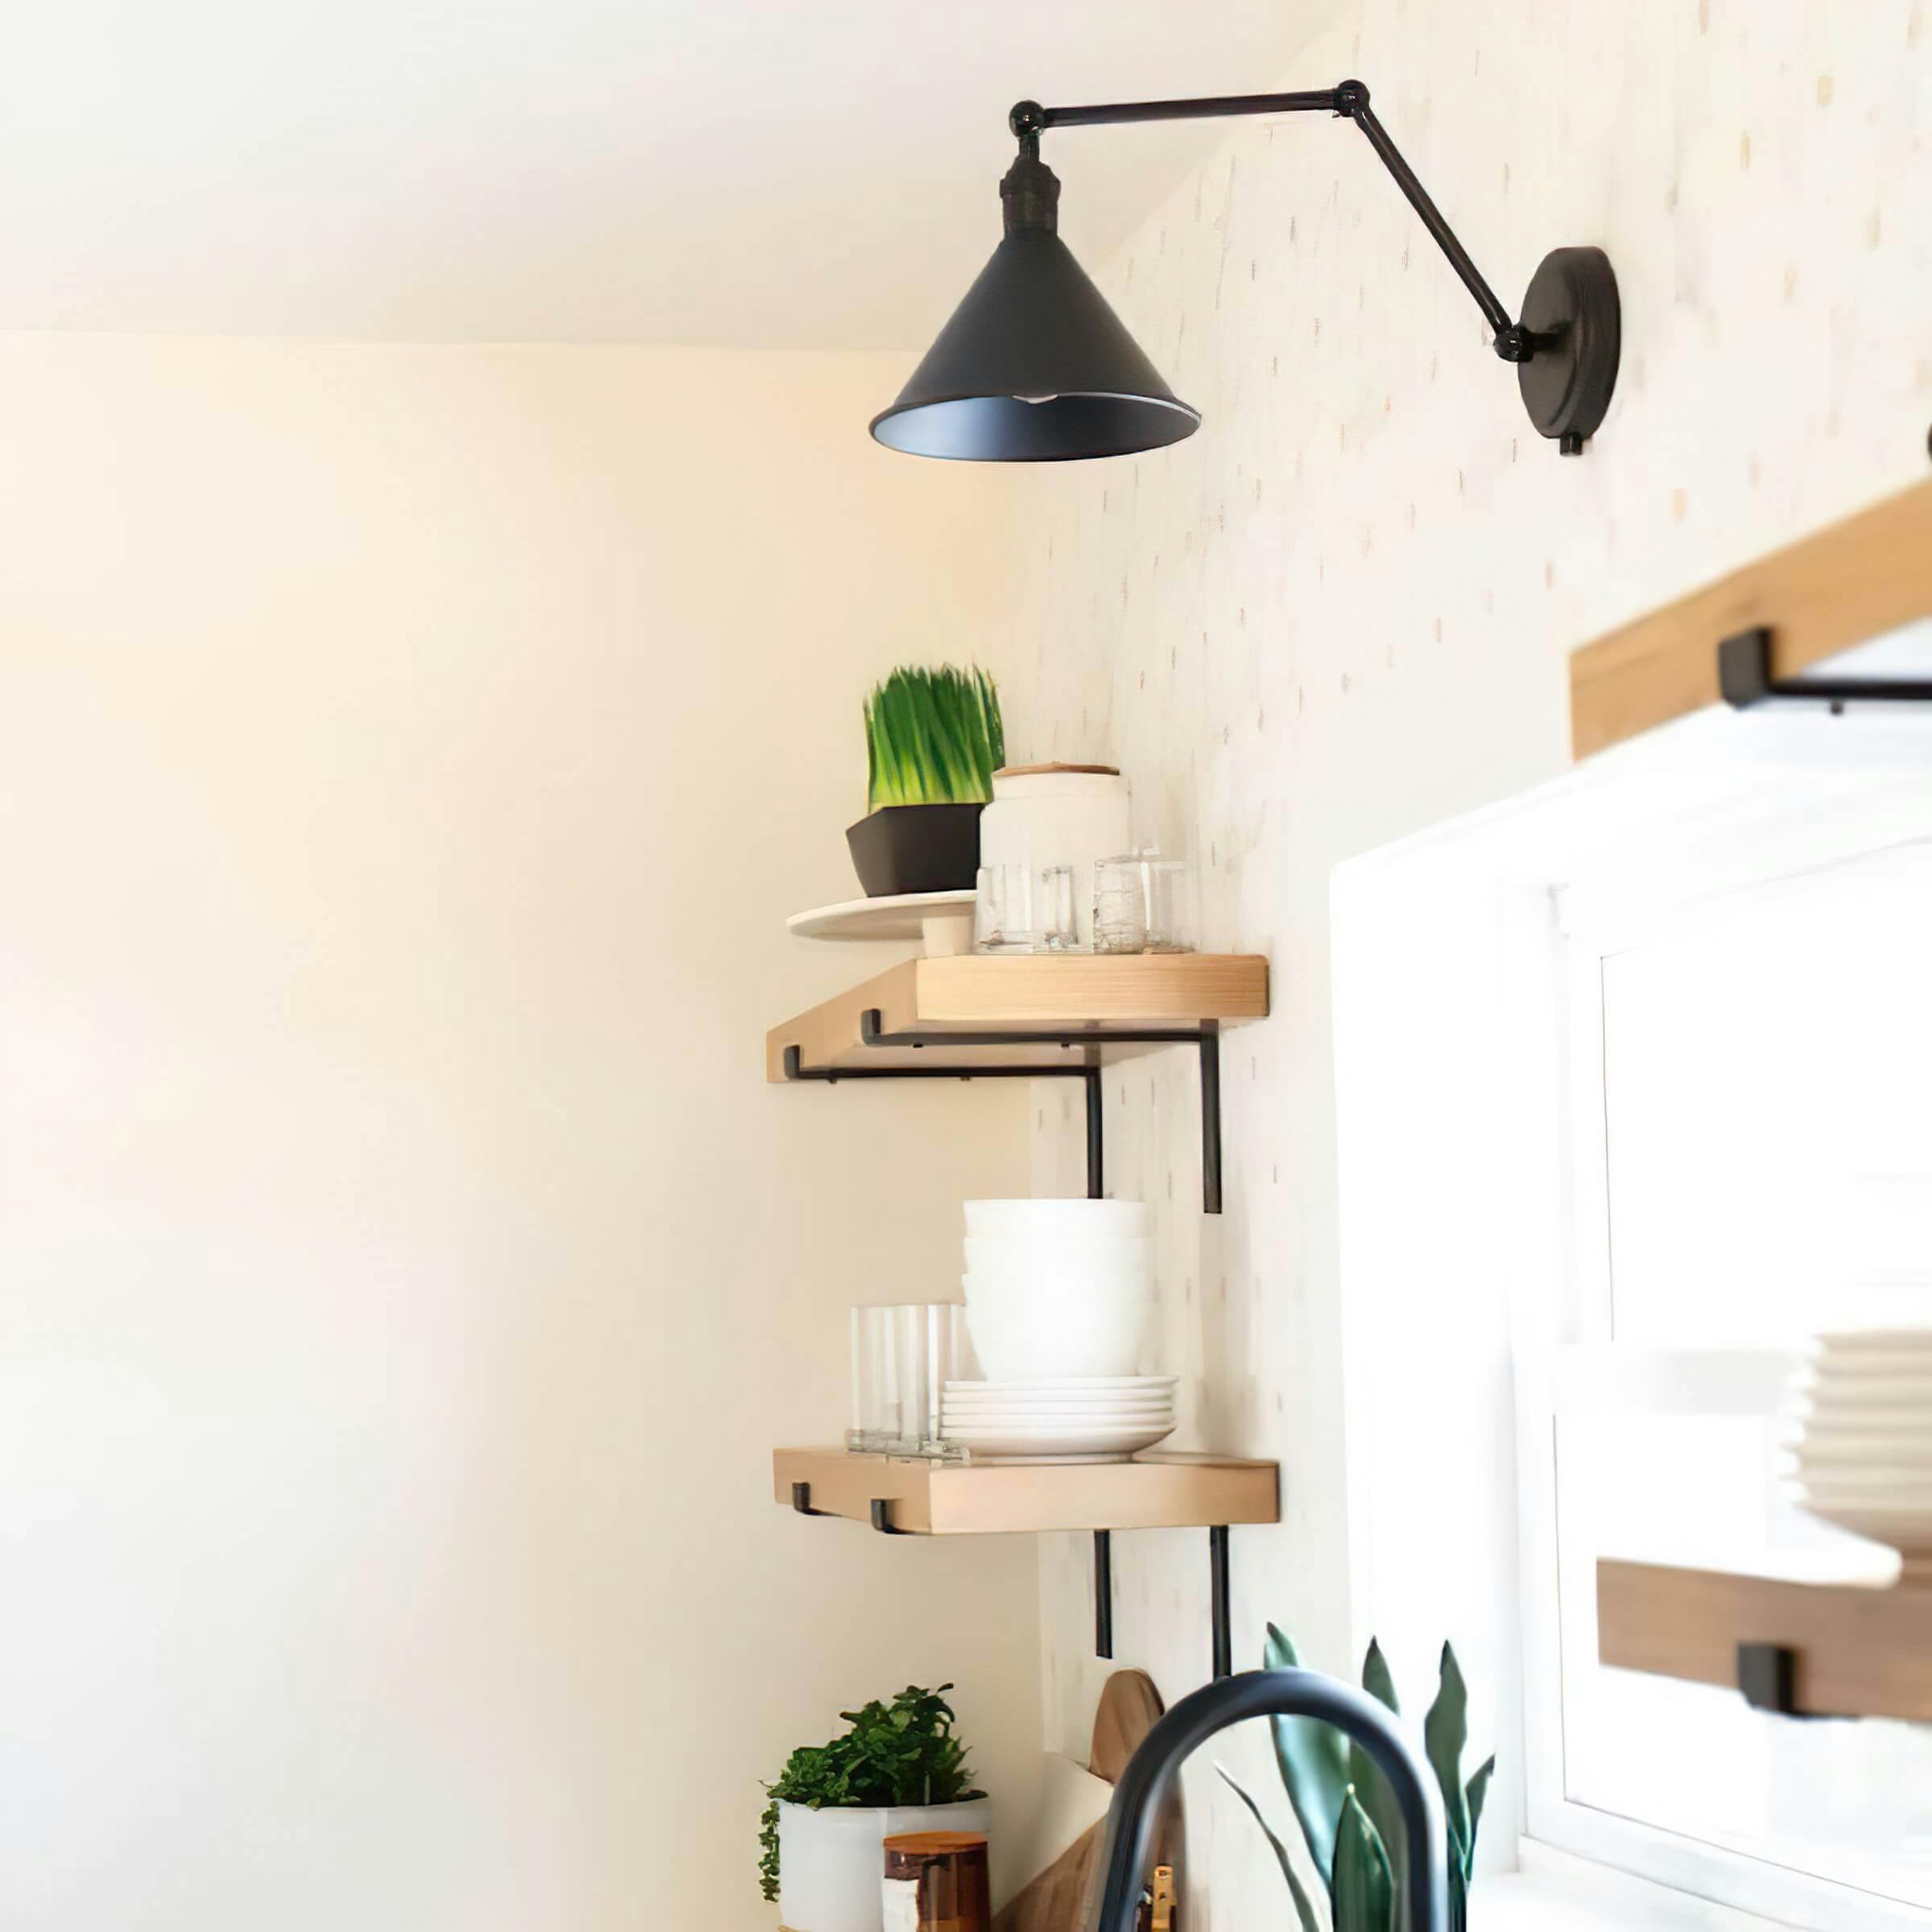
871,226,1200,461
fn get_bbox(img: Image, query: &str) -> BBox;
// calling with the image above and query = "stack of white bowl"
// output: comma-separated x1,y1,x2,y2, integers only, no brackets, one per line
945,1199,1174,1462
1782,1327,1932,1583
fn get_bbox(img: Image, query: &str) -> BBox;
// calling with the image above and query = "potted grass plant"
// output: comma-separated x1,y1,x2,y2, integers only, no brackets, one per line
1220,1628,1496,1932
759,1683,989,1932
847,665,1005,897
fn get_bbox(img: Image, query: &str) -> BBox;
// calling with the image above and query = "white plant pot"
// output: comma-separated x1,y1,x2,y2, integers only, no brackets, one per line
776,1797,993,1932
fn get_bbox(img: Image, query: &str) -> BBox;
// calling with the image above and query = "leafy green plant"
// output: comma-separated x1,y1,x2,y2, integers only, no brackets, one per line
1219,1628,1496,1932
864,665,1005,808
758,1683,985,1902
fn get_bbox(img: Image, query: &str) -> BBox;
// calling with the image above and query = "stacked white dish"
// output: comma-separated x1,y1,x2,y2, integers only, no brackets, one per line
1782,1328,1932,1582
949,1199,1171,1461
939,1377,1178,1462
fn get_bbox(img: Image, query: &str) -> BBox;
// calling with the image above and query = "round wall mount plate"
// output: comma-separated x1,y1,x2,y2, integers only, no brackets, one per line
786,890,976,950
1517,245,1621,453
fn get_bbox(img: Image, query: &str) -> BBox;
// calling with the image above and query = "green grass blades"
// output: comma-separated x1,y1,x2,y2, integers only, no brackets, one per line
1332,1790,1397,1932
1264,1624,1350,1890
863,665,1004,807
1216,1765,1324,1932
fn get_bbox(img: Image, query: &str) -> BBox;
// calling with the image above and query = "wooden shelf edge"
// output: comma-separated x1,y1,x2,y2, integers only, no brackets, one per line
1597,1556,1932,1722
1568,478,1932,761
774,1447,1280,1535
766,953,1269,1081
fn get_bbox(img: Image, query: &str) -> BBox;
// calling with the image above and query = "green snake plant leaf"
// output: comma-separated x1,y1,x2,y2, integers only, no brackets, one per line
1448,1852,1468,1932
1422,1645,1472,1861
1349,1639,1407,1897
1331,1789,1396,1932
1265,1624,1350,1891
1216,1765,1324,1932
1463,1753,1496,1873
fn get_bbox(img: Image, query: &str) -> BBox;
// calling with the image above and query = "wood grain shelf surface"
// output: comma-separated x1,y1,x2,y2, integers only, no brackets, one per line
1568,477,1932,759
774,1447,1280,1535
1598,1557,1932,1721
766,954,1269,1080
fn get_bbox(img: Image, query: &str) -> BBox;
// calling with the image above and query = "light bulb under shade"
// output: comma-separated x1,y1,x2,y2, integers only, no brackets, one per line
871,227,1200,462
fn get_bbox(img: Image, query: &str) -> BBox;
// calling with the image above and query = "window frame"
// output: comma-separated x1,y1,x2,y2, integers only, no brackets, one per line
1332,695,1932,1932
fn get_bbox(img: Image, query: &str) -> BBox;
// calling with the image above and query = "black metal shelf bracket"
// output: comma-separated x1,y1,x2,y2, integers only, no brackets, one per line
791,1501,1233,1682
782,1009,1226,1213
1719,625,1932,714
1095,1530,1114,1657
1210,1526,1232,1679
1736,1641,1839,1720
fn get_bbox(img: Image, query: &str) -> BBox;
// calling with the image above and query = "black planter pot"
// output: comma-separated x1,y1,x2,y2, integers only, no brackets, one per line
846,803,985,898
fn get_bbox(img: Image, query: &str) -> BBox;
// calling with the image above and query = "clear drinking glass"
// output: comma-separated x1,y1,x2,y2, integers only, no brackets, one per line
848,1304,978,1455
975,865,1078,952
1038,865,1078,950
1092,851,1195,955
975,863,1035,953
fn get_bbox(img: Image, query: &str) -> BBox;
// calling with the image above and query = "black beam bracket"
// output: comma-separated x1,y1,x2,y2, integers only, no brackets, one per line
782,1010,1226,1213
1719,625,1932,713
1736,1641,1839,1720
791,1482,828,1517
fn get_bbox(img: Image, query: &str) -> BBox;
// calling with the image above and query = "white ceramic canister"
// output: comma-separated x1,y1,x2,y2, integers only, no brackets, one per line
977,765,1132,951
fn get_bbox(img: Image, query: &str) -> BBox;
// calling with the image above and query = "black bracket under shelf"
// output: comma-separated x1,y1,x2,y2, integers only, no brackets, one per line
793,1504,1232,1682
1736,1641,1843,1721
1719,625,1932,714
782,1009,1224,1213
1095,1525,1232,1679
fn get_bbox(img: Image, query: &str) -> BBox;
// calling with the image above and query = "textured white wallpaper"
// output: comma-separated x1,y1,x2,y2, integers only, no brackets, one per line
989,0,1930,1922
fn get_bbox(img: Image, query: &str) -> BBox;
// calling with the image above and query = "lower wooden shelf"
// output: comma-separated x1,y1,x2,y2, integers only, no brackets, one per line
774,1447,1279,1536
1597,1557,1932,1721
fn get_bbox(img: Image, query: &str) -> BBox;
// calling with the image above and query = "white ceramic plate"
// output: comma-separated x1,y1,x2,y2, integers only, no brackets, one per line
1794,1471,1932,1499
1793,1406,1932,1430
1794,1381,1932,1410
941,1421,1176,1457
1794,1496,1932,1546
1809,1327,1932,1353
939,1398,1166,1414
945,1377,1176,1393
943,1406,1174,1425
786,890,976,943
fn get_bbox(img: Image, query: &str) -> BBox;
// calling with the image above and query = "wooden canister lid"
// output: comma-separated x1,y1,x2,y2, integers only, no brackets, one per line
993,762,1120,778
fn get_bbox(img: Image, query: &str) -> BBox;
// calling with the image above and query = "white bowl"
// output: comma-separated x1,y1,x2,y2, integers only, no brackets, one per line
963,1232,1152,1277
963,1281,1150,1381
964,1199,1150,1238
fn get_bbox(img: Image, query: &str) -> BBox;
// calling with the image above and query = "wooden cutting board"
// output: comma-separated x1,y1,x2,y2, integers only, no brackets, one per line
995,1671,1184,1932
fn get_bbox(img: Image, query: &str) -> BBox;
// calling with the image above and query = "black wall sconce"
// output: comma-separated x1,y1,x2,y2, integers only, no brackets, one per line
872,80,1620,463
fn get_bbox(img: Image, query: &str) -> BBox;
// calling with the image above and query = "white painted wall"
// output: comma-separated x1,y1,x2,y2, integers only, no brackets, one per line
989,1,1930,1925
0,336,1042,1931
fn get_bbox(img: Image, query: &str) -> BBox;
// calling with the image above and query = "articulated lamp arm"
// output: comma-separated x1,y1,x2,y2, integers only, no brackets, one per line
1011,80,1528,360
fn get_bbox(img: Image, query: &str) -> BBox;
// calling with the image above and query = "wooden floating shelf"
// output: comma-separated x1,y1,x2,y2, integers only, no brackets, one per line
766,952,1269,1079
1568,477,1932,759
1598,1557,1932,1721
774,1448,1280,1536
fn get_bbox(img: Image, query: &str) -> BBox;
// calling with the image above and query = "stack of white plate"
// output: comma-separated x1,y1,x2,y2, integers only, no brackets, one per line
940,1377,1178,1463
1783,1328,1932,1578
960,1198,1154,1382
